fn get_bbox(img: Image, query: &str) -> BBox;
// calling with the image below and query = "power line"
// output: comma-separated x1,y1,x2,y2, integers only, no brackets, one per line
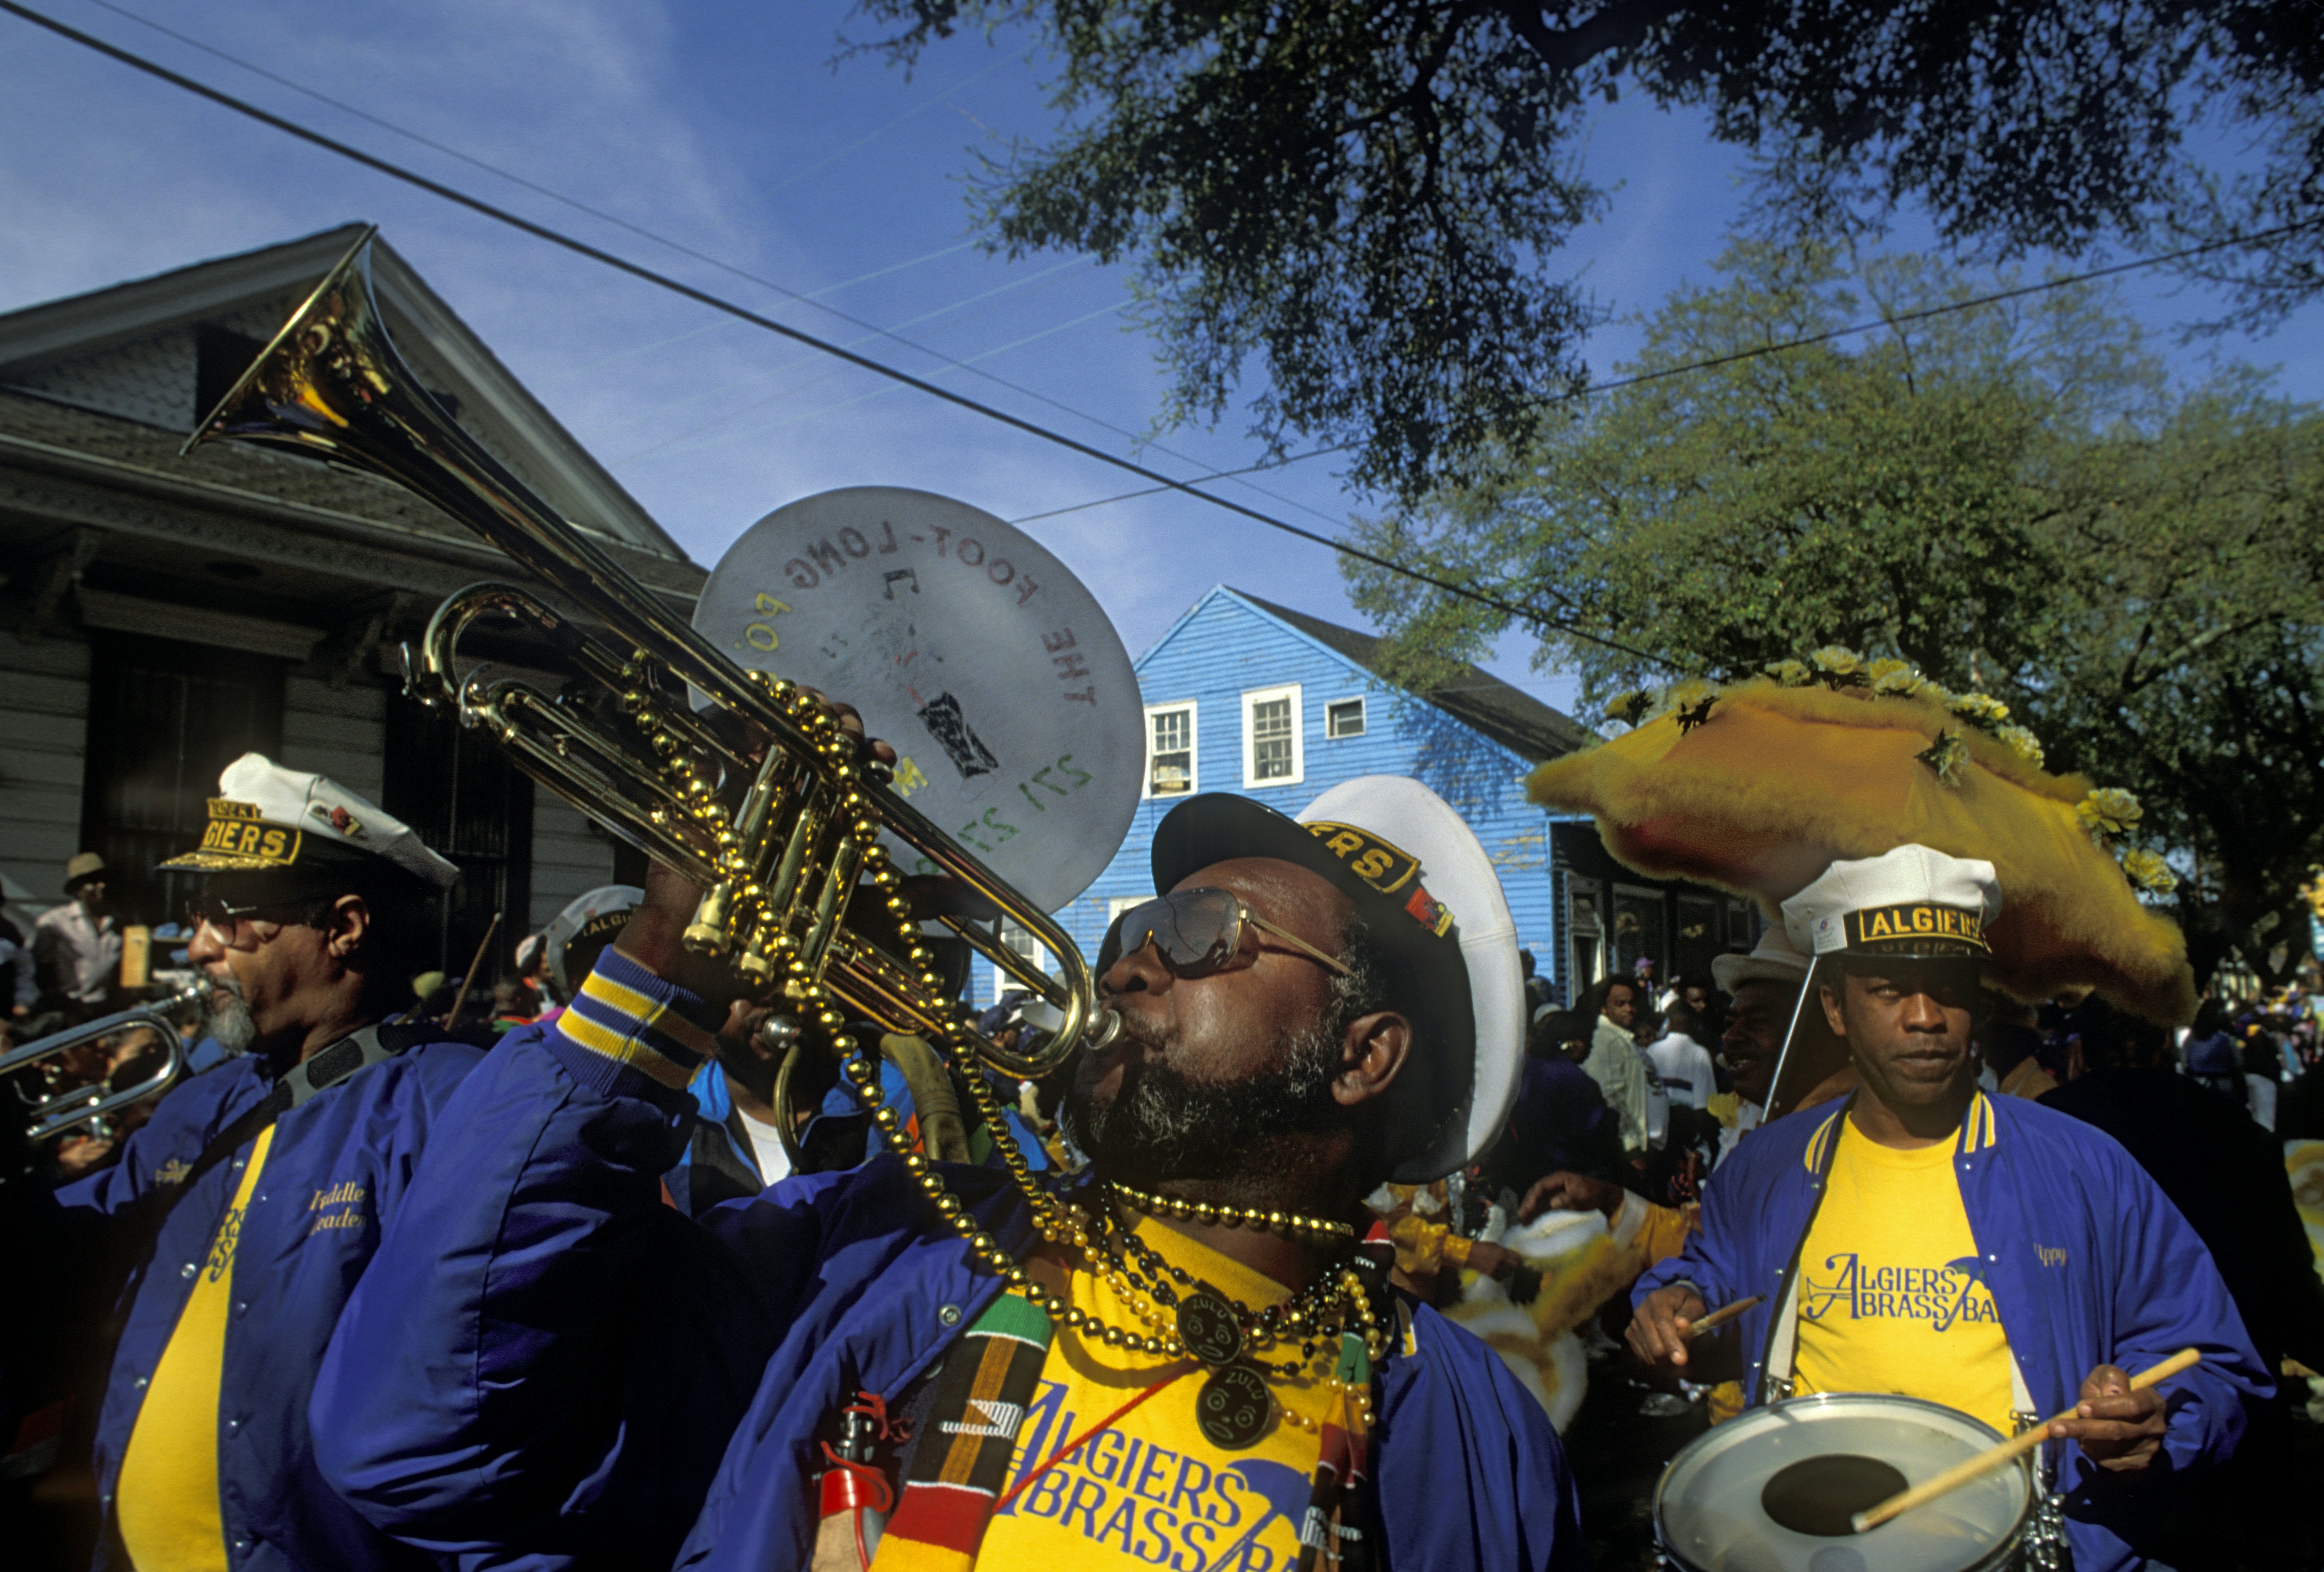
9,1,2318,666
623,298,1131,466
613,258,1092,460
609,255,1095,459
77,0,983,334
1008,229,2324,526
0,0,1663,664
69,0,1329,525
1009,445,1343,524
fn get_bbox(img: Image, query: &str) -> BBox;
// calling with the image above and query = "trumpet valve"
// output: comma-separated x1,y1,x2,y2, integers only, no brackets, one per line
684,885,736,957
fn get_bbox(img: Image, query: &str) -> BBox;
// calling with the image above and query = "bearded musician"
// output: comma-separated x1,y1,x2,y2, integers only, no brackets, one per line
37,754,482,1572
311,768,1588,1570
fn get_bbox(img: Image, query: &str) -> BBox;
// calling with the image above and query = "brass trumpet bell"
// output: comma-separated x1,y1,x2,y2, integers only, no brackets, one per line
1,984,199,1143
187,229,1114,1080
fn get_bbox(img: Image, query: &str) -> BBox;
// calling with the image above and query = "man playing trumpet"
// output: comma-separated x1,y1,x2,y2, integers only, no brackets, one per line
314,762,1588,1570
36,754,483,1572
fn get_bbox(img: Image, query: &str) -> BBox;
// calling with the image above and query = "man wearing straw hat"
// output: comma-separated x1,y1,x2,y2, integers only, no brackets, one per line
38,752,487,1572
33,850,123,1018
1628,843,2269,1572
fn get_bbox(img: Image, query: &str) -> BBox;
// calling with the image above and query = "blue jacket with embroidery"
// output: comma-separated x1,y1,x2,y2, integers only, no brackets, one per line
52,1037,484,1572
311,952,1590,1571
1634,1091,2271,1572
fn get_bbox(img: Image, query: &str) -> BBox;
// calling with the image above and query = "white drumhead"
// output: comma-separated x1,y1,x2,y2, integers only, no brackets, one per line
1655,1393,2029,1572
693,487,1142,910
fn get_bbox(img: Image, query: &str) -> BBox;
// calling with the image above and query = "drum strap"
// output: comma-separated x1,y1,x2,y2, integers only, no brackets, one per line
1761,1270,1802,1398
2007,1356,2035,1417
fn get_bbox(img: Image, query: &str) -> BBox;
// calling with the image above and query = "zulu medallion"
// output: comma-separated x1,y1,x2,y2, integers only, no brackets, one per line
1176,1291,1243,1368
1196,1362,1273,1450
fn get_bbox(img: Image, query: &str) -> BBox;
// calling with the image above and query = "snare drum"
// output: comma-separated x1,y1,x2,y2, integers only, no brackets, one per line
1654,1393,2031,1572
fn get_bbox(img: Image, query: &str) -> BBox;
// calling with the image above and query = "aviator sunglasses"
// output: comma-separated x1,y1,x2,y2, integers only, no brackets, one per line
1099,887,1352,981
185,886,338,933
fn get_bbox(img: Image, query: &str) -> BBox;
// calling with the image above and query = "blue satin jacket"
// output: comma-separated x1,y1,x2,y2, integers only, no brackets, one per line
54,1038,483,1572
312,1012,1591,1571
1635,1091,2271,1572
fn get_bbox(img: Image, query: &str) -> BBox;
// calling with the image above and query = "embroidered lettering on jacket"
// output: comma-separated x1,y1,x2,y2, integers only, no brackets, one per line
206,1197,251,1282
307,1180,370,1235
2035,1244,2068,1267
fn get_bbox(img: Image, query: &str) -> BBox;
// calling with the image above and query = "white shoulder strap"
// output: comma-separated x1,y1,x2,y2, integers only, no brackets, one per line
1763,1267,1803,1392
2009,1350,2037,1418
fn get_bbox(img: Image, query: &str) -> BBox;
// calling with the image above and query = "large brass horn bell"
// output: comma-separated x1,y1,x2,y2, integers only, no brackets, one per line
187,229,1115,1079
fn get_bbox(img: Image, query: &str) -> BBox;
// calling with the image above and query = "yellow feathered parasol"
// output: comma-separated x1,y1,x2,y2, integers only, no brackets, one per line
1530,658,2197,1024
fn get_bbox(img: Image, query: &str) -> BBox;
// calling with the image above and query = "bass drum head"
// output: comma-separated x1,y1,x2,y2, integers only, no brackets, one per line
1654,1393,2029,1572
694,487,1142,910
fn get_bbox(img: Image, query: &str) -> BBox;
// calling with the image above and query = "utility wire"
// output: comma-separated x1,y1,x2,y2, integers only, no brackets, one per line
611,255,1094,456
1009,446,1341,524
0,0,1667,663
8,0,2319,667
70,0,1334,529
77,0,980,333
1011,220,2324,525
623,298,1130,465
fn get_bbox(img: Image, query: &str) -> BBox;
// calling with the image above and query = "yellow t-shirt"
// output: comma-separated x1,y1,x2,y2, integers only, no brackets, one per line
117,1124,277,1572
1792,1117,2016,1433
975,1218,1339,1569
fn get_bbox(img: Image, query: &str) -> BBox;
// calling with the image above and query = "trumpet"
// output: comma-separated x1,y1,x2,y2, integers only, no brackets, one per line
1,984,199,1143
186,229,1114,1079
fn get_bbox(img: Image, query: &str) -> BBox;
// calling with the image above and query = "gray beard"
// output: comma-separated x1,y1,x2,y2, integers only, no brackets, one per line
1061,1017,1343,1187
202,978,258,1059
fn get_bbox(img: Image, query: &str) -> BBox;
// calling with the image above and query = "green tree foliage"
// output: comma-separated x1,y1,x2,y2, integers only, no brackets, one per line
1342,244,2324,990
856,1,2319,499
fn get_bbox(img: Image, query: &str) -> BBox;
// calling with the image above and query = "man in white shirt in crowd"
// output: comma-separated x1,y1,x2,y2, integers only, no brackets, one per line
1647,998,1719,1111
1581,973,1657,1153
34,851,122,1019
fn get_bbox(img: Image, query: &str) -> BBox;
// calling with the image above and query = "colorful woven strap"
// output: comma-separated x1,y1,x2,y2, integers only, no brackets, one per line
871,1294,1054,1571
1296,1334,1377,1572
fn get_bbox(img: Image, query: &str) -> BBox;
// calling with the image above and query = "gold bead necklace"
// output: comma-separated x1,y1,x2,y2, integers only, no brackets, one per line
1102,1178,1356,1240
753,691,1385,1431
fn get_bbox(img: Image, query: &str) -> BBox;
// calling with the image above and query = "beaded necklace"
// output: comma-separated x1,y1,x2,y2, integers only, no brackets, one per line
762,687,1388,1444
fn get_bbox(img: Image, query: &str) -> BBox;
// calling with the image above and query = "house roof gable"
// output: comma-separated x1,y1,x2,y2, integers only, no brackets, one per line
0,223,685,562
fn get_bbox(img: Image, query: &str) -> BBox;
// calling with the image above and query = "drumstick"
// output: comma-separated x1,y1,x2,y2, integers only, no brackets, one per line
1850,1348,2201,1534
1684,1294,1764,1340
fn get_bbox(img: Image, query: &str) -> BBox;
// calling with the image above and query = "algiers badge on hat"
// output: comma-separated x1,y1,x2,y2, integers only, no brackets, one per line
1781,843,2002,961
1302,820,1456,937
161,752,458,889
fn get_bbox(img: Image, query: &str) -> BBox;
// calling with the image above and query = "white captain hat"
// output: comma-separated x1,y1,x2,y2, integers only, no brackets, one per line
161,752,458,890
1781,843,2001,962
1711,924,1813,994
542,883,645,1000
1148,775,1524,1183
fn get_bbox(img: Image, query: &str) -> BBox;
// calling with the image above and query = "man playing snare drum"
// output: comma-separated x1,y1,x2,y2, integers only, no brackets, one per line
1630,844,2268,1572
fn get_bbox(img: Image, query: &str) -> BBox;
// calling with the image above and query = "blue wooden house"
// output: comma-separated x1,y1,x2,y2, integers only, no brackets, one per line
979,587,1757,1010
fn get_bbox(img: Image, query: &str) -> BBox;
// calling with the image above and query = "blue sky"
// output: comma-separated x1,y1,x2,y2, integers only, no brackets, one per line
3,0,2316,721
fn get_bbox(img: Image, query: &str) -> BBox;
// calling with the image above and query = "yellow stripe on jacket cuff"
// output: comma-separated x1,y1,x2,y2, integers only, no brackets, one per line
551,949,722,1092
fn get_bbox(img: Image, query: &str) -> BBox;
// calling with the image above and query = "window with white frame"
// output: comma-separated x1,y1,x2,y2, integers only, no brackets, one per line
1325,697,1366,738
1144,702,1197,797
991,916,1049,1003
1241,684,1303,787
